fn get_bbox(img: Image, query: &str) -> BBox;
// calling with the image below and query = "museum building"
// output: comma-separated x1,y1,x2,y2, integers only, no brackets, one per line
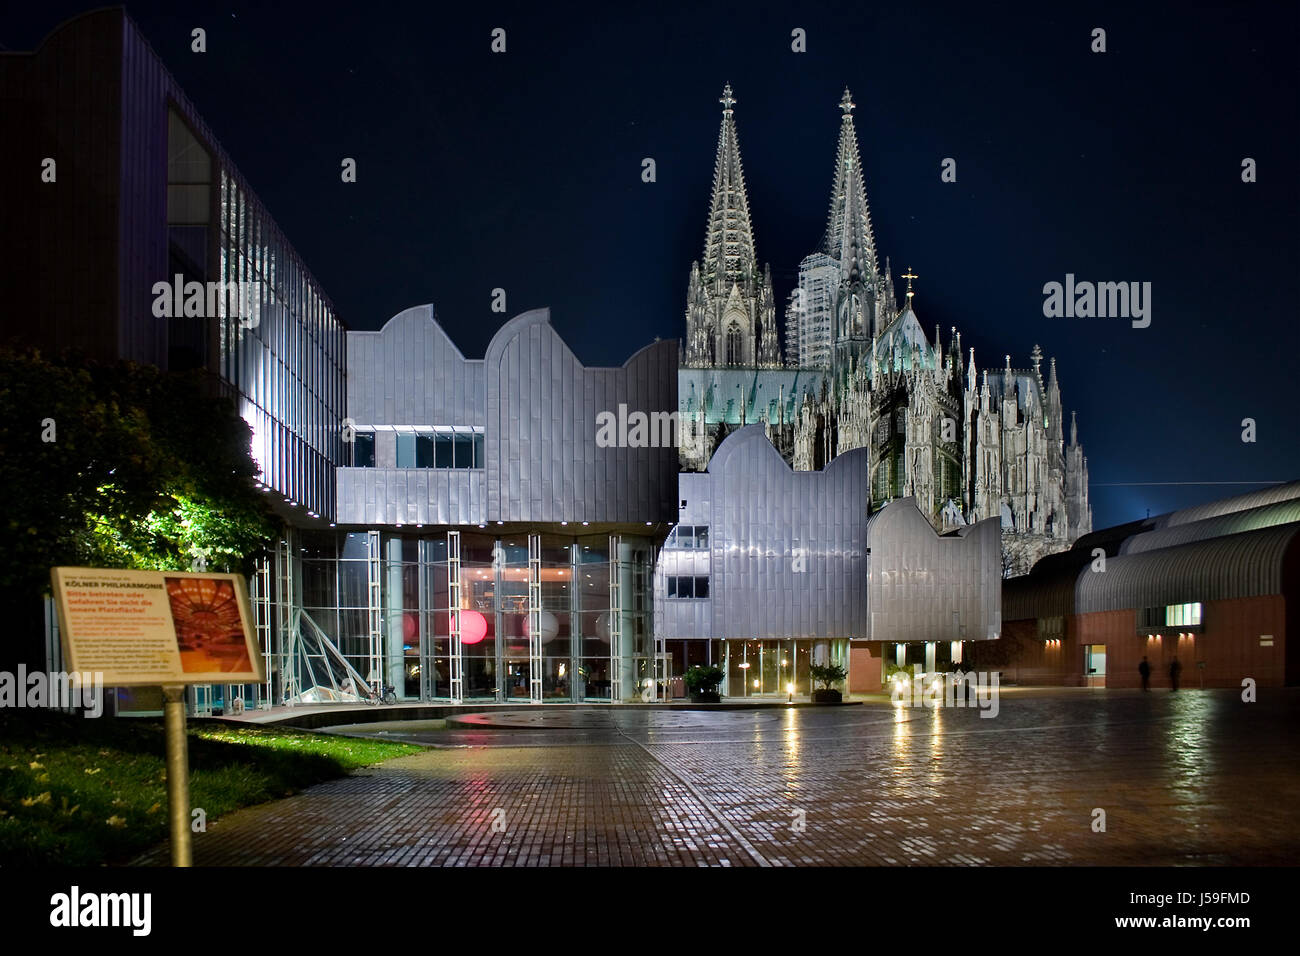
10,10,1292,716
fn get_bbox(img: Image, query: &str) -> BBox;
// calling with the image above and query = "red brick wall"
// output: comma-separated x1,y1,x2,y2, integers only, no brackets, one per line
850,643,883,693
967,619,1084,685
985,596,1288,688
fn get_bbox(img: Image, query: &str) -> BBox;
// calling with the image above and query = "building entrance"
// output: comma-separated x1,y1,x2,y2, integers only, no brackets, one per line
1085,644,1107,687
724,640,814,697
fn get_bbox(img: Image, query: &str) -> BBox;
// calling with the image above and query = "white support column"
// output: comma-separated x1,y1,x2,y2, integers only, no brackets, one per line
366,530,383,696
253,556,272,709
384,536,406,698
448,531,463,703
608,534,622,702
275,530,297,706
528,534,542,703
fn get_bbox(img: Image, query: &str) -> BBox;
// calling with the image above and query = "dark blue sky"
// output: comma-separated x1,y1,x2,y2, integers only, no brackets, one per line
6,1,1298,529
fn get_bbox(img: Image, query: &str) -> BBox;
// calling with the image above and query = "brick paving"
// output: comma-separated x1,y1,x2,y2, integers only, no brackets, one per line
134,689,1300,866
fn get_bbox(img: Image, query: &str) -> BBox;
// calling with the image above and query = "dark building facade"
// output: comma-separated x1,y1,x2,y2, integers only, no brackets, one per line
0,7,346,520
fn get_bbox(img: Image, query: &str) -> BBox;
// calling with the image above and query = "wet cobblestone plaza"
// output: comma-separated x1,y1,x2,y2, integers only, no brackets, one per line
141,689,1300,866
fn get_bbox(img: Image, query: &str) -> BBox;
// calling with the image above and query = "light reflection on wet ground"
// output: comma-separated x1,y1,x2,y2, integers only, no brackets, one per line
138,690,1300,866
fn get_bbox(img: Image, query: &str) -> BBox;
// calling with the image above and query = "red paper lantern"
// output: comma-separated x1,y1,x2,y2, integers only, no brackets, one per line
461,610,488,645
402,613,418,642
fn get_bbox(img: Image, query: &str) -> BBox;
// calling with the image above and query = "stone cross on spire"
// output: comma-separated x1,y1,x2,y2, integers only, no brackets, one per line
839,88,855,117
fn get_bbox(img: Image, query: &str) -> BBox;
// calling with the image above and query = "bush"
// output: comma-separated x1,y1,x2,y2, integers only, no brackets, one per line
809,662,847,690
683,665,724,695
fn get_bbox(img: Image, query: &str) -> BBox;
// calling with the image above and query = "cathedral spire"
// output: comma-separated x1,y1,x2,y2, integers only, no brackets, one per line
822,88,879,283
701,83,758,286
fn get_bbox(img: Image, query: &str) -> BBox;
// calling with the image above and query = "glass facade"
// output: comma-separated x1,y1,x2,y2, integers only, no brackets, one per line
721,639,849,697
216,162,347,518
292,529,655,703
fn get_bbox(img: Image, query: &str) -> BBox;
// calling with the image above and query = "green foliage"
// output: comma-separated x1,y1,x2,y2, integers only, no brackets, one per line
809,661,848,690
0,710,418,865
683,664,724,693
884,662,914,684
0,349,277,598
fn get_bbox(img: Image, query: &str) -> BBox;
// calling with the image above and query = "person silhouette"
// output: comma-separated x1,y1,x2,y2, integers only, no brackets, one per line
1138,656,1151,691
1169,657,1182,692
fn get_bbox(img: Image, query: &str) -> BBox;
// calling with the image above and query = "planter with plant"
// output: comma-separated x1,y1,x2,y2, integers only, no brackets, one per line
683,664,725,703
809,662,847,703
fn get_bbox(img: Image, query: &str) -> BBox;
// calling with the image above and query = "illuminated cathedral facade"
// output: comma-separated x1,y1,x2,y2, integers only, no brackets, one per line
678,86,1092,573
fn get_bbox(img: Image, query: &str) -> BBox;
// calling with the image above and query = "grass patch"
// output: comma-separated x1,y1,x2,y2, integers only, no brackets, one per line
0,710,419,866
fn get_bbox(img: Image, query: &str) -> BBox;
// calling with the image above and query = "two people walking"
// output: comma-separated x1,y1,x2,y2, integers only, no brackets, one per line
1138,655,1181,691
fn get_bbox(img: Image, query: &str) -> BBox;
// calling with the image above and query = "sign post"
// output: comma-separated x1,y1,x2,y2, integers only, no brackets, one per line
162,686,193,867
50,568,264,868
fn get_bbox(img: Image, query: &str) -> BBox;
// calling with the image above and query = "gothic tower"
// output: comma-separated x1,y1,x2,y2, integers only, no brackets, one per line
825,89,885,393
684,85,781,369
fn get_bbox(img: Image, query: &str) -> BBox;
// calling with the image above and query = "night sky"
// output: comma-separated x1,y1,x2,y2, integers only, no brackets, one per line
5,1,1297,529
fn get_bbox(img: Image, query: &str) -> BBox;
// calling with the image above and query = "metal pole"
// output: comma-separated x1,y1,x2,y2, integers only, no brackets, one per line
162,685,193,867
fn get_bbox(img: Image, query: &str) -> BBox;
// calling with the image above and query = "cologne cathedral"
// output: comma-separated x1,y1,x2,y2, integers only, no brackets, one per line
678,85,1092,573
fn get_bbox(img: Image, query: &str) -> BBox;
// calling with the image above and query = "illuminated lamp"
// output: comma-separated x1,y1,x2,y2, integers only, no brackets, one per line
461,610,488,645
522,610,560,644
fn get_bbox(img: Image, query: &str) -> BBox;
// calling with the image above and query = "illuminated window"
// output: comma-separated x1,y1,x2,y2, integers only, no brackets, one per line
1165,603,1202,627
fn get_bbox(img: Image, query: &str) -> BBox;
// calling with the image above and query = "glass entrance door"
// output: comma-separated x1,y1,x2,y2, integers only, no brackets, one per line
727,640,807,697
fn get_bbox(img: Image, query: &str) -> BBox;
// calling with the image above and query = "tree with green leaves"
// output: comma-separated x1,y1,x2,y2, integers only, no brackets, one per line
0,349,278,666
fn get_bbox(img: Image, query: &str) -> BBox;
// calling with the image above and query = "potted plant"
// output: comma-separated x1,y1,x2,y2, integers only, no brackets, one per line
683,664,725,703
809,662,847,703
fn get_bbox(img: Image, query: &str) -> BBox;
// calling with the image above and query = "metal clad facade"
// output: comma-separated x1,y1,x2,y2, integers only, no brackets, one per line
1122,499,1300,555
656,427,871,640
1076,522,1300,613
1157,480,1300,529
866,499,1002,642
339,307,677,526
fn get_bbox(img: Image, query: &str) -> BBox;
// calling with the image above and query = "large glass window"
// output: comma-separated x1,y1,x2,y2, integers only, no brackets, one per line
396,433,417,468
435,434,454,468
667,575,709,598
416,435,435,468
1165,602,1202,627
353,432,375,467
351,429,484,469
454,434,474,469
667,525,709,549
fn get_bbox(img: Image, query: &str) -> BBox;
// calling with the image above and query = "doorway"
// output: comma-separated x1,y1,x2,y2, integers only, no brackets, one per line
725,640,811,697
1084,644,1106,687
